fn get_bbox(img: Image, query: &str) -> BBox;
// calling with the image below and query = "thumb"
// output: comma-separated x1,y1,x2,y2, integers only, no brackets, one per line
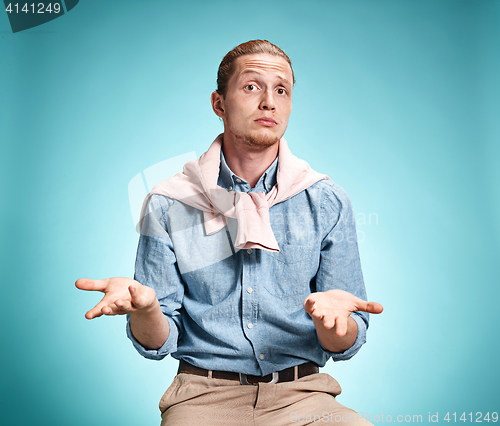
357,299,384,314
366,301,384,314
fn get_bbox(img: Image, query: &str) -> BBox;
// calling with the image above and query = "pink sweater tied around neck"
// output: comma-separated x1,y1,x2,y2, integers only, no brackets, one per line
139,134,330,252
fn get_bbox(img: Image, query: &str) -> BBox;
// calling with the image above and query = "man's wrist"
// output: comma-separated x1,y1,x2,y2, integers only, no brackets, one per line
315,315,358,353
129,299,170,350
132,298,161,318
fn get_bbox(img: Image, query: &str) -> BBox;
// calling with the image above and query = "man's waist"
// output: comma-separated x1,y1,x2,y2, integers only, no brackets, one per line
177,359,319,385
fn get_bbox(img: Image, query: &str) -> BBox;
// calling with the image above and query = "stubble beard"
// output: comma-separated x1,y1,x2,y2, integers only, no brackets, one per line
226,118,283,150
238,132,281,149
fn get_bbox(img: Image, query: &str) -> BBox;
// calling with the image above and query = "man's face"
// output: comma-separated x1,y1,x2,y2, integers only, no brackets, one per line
213,53,293,149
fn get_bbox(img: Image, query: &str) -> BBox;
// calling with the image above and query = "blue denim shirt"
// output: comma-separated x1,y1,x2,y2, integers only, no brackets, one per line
126,150,369,376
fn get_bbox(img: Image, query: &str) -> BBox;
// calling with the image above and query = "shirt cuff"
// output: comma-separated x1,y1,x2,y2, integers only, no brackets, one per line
320,312,367,362
126,314,179,360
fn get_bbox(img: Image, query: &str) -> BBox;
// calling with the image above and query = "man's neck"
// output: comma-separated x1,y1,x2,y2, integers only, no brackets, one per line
221,134,279,188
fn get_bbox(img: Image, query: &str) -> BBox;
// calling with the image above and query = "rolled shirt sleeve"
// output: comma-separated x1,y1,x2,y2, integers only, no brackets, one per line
126,194,185,360
315,182,369,361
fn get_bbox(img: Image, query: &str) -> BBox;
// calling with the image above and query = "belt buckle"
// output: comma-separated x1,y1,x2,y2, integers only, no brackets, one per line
239,372,279,385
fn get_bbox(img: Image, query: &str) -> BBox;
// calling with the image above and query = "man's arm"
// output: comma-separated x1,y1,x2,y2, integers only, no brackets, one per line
76,194,184,357
305,181,383,356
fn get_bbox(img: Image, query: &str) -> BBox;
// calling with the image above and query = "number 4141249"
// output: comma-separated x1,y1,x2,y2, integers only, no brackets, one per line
443,412,498,422
5,3,62,14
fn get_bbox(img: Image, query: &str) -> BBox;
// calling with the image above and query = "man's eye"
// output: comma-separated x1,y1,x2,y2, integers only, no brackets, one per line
245,85,255,91
277,88,286,95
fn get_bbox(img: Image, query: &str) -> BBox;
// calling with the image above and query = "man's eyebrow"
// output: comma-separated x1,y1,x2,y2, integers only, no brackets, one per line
238,69,292,86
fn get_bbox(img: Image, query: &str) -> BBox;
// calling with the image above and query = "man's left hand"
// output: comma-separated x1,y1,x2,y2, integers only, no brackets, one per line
303,290,383,337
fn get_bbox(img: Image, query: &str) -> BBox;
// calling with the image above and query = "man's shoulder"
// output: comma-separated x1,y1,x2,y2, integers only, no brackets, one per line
147,193,204,220
145,193,192,220
307,177,352,208
147,193,175,210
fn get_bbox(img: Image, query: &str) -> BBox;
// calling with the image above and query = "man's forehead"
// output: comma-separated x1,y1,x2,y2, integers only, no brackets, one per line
234,54,293,83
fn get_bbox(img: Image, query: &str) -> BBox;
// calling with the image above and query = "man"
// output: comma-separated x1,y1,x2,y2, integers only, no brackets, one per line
76,40,383,425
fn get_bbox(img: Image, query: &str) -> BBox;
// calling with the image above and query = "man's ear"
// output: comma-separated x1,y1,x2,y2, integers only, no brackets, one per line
211,91,225,119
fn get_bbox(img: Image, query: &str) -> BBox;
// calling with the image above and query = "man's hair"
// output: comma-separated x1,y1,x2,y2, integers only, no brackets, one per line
216,40,295,97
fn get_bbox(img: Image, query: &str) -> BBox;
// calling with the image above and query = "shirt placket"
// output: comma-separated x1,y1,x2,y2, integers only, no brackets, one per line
234,176,267,372
241,245,265,371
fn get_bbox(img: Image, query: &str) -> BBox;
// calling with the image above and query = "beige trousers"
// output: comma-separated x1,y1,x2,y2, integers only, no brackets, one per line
159,372,372,426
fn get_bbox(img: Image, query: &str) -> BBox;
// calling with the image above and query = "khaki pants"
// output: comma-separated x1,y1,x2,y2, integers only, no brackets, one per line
159,372,372,425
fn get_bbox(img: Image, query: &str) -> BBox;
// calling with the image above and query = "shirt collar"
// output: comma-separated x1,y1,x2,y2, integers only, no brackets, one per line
218,149,278,194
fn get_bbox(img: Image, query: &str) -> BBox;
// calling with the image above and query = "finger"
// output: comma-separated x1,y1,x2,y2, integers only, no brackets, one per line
367,301,384,314
310,308,324,321
101,303,122,316
85,303,107,319
85,296,114,319
129,285,155,310
303,297,315,313
86,306,105,319
335,316,348,336
354,298,384,314
115,299,134,312
322,314,336,330
85,309,103,320
129,285,142,308
75,278,109,292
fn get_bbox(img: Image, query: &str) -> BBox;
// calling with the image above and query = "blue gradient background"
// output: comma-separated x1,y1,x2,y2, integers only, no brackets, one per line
1,1,499,424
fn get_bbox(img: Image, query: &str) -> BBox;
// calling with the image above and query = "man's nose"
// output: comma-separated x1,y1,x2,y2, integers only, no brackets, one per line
259,90,276,111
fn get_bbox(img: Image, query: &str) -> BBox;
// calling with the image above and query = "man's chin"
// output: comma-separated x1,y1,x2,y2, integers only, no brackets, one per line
238,130,282,149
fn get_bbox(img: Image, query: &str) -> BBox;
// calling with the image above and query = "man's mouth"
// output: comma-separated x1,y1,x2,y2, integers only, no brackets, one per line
254,117,278,127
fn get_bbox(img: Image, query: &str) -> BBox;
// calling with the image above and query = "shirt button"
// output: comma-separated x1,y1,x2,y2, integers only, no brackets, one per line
247,249,253,255
246,287,253,294
259,354,265,360
228,186,233,191
247,323,253,329
236,178,242,183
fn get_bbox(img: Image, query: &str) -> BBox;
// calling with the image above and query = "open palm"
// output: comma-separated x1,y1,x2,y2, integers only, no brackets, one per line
304,289,383,336
75,277,157,319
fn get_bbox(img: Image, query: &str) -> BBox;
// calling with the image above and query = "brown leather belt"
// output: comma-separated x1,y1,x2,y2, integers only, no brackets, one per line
177,360,319,385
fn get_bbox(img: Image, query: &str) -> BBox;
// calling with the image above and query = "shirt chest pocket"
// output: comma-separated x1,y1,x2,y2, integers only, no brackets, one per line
262,244,314,297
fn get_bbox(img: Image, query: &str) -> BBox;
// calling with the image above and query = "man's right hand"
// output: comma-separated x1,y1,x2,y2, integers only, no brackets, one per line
75,277,158,320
